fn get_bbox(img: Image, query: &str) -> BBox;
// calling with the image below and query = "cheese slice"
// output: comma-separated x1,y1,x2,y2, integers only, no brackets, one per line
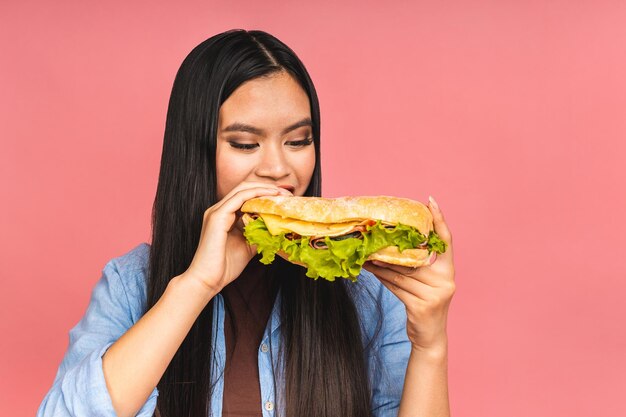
259,213,364,237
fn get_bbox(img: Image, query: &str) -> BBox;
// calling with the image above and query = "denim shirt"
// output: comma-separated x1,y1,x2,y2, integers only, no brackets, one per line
37,243,411,417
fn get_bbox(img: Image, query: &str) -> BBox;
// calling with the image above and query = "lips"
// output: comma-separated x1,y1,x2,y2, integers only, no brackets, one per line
277,184,295,193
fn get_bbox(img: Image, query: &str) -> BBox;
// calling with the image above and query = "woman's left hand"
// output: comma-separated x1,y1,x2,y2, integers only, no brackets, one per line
364,196,455,354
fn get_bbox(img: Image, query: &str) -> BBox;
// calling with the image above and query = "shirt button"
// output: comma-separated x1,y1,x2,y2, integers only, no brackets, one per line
260,343,269,353
264,401,274,411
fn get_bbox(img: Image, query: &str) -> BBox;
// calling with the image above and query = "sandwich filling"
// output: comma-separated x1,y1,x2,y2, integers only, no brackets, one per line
243,215,447,281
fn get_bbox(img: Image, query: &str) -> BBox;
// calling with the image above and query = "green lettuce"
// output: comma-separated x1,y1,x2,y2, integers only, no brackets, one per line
243,217,447,282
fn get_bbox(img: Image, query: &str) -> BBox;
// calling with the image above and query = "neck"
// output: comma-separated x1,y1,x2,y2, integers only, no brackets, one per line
239,255,266,279
222,255,277,305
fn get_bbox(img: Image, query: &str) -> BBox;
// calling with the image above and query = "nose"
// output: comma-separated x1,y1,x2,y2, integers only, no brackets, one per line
254,144,291,180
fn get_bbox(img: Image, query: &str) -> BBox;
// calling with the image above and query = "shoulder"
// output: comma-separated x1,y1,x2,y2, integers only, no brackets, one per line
101,242,151,322
107,241,151,273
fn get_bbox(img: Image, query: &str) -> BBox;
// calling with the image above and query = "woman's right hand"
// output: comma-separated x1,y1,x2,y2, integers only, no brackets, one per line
181,181,292,297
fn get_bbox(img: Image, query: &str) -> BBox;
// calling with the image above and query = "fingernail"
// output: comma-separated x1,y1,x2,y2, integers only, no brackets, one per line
428,195,439,210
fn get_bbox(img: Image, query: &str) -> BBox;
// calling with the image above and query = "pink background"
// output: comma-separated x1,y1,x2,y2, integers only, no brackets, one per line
2,1,625,415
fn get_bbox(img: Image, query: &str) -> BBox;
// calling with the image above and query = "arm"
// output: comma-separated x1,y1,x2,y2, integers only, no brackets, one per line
38,184,289,417
102,273,215,417
366,196,455,417
36,255,168,417
103,185,292,416
36,253,215,417
365,277,450,417
398,343,450,417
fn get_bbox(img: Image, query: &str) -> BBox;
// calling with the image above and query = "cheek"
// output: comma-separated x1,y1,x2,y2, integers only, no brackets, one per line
216,152,254,199
294,147,316,181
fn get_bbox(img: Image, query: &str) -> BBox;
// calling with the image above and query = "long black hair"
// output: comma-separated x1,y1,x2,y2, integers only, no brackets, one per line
147,29,375,417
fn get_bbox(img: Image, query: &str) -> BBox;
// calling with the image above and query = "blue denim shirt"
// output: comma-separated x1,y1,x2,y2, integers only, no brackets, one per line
37,243,411,417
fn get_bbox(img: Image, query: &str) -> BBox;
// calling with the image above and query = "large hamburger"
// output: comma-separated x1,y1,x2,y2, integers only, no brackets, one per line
241,195,447,282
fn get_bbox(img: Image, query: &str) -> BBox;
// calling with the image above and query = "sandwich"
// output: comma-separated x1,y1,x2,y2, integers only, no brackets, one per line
241,195,447,281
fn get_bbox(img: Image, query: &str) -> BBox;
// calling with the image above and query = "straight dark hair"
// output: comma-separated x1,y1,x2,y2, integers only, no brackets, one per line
147,29,375,417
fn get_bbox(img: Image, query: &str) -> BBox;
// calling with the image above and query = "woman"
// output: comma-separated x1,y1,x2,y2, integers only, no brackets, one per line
37,29,455,417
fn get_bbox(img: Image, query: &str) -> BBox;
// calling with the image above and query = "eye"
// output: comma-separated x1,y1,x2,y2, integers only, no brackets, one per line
228,141,259,150
286,137,314,148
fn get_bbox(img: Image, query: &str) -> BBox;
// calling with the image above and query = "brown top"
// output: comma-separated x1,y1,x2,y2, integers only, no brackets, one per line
221,259,277,417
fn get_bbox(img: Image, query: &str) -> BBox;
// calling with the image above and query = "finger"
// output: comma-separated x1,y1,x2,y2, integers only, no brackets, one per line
365,256,441,286
365,262,433,301
210,181,292,213
208,185,290,221
428,196,454,262
210,187,288,232
377,276,419,307
367,252,437,276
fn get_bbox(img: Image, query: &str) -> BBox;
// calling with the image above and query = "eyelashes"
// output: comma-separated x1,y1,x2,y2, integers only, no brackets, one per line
287,137,314,148
228,137,314,151
228,142,258,150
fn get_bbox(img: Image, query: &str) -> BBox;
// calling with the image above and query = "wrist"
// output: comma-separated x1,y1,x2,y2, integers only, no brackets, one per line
411,336,449,361
169,273,218,306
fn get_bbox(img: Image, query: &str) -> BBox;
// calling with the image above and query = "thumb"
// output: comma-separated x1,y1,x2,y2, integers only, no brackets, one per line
428,196,454,260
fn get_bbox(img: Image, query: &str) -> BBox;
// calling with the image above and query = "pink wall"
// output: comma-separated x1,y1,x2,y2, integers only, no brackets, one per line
2,1,625,415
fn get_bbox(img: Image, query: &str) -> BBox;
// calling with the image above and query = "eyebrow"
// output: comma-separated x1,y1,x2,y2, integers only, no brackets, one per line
221,117,312,137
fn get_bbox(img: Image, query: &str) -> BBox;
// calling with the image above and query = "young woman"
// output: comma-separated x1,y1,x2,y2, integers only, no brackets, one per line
37,29,455,417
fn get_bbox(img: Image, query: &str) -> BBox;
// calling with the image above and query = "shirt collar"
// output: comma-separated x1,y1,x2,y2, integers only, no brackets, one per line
269,288,282,335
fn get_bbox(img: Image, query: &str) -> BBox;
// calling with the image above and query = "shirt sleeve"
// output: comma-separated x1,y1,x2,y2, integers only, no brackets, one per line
369,278,412,417
36,259,159,417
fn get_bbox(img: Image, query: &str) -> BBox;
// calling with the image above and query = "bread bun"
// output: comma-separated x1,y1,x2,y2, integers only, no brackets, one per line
365,246,431,267
275,247,431,268
241,195,433,235
242,196,435,270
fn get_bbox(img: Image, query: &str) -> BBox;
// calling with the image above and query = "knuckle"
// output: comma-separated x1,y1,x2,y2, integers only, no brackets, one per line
427,293,443,305
205,204,215,217
415,303,430,316
393,274,405,284
439,283,456,302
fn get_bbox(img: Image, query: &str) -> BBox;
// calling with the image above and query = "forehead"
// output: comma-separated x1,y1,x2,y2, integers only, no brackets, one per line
218,72,311,129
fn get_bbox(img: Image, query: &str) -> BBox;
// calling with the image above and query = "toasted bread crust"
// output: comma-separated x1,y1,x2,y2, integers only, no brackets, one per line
242,196,434,270
365,246,431,267
241,195,433,234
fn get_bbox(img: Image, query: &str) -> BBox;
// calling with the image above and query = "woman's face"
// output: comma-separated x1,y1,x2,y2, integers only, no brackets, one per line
215,71,316,200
